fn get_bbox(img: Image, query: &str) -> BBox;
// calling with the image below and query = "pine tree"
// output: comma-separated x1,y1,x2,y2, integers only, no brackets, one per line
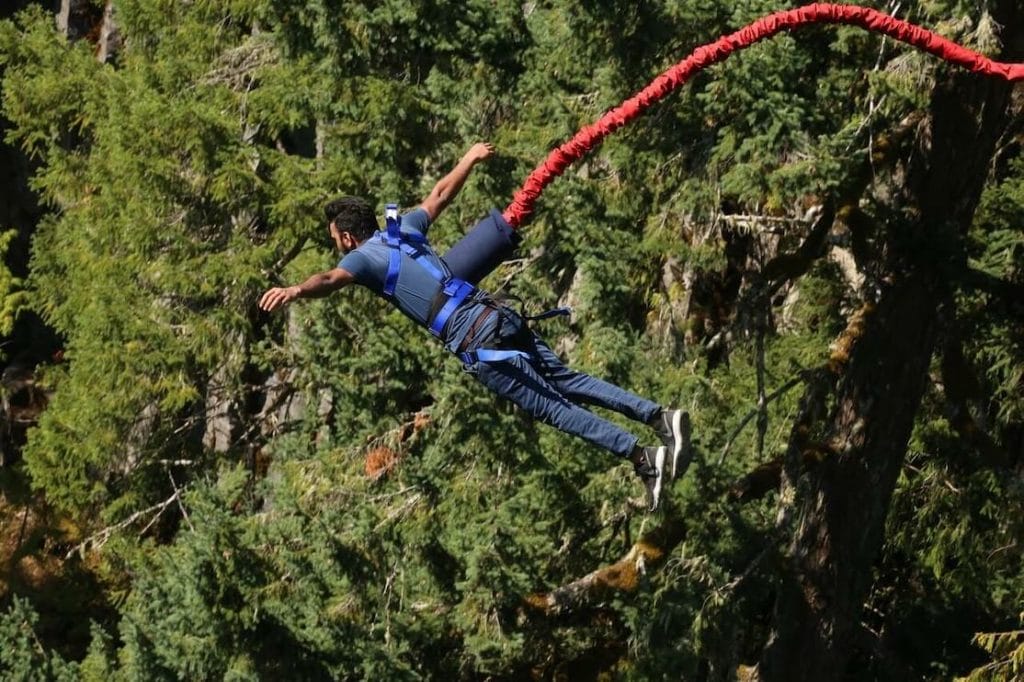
0,0,1022,678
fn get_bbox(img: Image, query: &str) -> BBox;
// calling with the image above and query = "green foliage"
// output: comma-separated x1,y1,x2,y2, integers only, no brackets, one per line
0,229,27,338
964,156,1024,423
0,0,1021,679
959,617,1024,682
0,596,79,681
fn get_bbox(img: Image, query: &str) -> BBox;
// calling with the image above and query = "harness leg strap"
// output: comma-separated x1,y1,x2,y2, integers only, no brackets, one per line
458,349,530,365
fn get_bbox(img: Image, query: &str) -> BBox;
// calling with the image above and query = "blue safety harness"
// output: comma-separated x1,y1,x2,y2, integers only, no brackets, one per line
379,204,534,366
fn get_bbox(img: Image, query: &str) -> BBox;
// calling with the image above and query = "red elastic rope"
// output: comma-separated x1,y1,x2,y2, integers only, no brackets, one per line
502,3,1024,228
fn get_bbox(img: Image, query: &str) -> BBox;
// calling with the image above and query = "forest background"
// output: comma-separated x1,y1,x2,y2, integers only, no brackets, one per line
0,0,1022,680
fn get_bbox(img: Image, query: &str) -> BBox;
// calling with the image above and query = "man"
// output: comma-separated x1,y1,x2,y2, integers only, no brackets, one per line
259,142,690,510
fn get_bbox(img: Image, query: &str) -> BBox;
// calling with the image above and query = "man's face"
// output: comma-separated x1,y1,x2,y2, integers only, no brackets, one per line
330,221,358,254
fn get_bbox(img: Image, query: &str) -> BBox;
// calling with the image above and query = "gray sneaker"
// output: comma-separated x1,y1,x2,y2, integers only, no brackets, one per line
634,446,667,511
650,409,692,480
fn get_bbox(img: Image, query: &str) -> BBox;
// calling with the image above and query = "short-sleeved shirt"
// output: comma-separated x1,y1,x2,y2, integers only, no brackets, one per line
338,208,495,353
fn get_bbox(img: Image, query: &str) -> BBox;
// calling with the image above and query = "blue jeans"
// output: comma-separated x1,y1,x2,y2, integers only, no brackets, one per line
464,307,660,458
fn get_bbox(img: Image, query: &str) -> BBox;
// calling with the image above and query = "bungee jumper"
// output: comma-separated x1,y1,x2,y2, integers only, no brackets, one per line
259,3,1024,511
259,143,690,511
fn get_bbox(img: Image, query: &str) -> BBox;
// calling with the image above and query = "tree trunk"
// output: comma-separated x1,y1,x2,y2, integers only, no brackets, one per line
758,272,939,680
96,1,121,65
56,0,99,41
756,7,1022,678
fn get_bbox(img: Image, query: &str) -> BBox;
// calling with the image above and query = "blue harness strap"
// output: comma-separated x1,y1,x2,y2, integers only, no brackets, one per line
377,203,479,340
430,279,474,336
378,204,548,367
382,204,403,297
458,349,530,365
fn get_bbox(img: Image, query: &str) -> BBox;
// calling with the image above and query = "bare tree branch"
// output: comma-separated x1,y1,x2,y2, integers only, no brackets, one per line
65,490,184,559
760,203,836,296
718,373,806,466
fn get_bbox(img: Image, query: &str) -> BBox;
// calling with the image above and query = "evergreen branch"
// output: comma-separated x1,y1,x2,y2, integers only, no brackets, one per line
368,485,420,502
961,628,1024,681
986,541,1017,561
201,36,278,91
717,213,810,236
727,301,876,501
363,409,432,451
960,268,1024,315
231,375,304,447
17,607,46,657
938,305,1012,469
903,461,962,495
848,95,887,152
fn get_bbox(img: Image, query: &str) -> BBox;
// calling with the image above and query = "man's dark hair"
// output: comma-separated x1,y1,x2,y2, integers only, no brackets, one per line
324,196,378,243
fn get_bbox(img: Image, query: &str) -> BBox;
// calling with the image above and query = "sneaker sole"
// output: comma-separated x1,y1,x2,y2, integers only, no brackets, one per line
649,446,666,511
668,411,692,480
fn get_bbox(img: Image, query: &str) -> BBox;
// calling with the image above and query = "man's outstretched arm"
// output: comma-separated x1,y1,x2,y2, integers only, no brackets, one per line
259,267,354,312
420,142,494,222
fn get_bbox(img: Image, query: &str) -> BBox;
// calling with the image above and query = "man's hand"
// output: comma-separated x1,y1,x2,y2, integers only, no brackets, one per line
259,286,301,312
468,142,494,163
421,142,496,221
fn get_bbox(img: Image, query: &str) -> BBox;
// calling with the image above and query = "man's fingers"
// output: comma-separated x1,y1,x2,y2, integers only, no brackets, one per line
259,288,288,312
471,142,494,161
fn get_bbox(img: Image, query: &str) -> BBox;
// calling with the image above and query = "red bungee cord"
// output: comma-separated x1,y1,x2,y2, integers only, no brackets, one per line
502,2,1024,228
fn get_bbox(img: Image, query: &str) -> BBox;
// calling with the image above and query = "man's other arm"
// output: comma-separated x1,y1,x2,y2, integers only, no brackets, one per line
419,142,494,222
259,267,354,312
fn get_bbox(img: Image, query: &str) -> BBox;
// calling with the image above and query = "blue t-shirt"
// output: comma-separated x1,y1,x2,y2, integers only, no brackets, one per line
338,208,496,353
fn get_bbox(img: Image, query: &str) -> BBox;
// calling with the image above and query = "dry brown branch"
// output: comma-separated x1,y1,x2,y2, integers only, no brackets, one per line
760,203,836,294
755,319,768,460
168,470,194,532
364,409,432,451
65,490,183,558
493,247,544,295
717,213,809,235
729,450,826,503
718,374,806,466
264,237,309,284
201,36,278,90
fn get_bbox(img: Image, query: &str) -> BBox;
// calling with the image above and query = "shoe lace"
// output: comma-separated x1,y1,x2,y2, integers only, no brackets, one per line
634,462,658,479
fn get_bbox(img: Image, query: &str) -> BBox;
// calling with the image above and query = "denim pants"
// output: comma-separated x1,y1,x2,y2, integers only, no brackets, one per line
464,307,660,458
